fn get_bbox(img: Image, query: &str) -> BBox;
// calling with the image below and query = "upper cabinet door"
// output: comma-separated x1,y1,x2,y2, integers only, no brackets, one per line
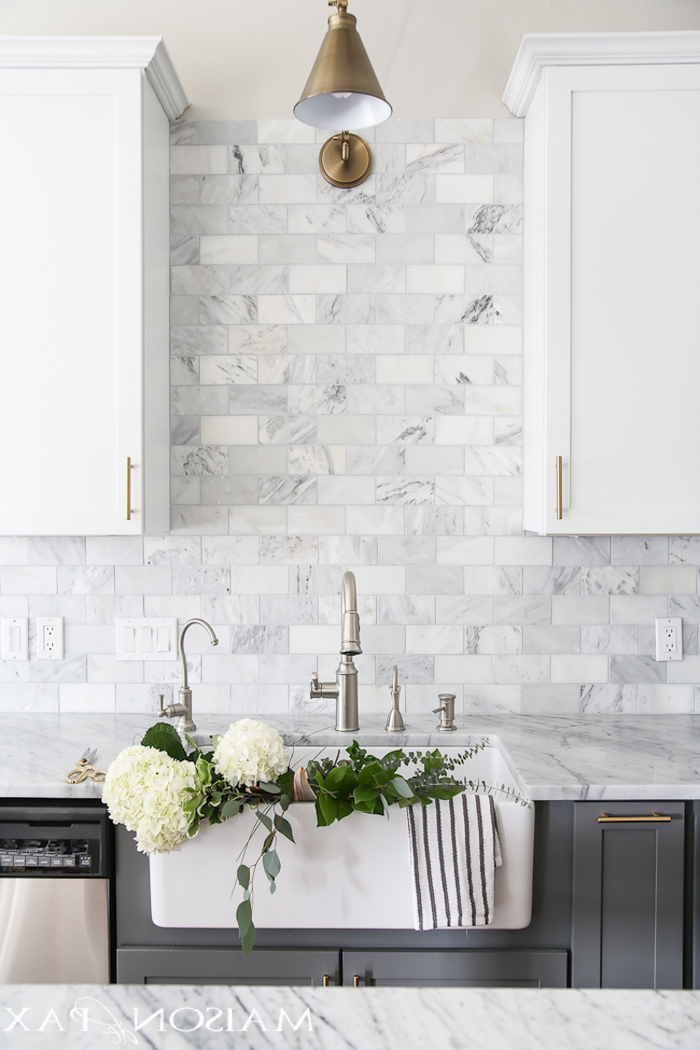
506,36,700,534
0,40,187,535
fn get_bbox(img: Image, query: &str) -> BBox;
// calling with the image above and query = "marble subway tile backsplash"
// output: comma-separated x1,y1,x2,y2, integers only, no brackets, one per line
1,118,700,717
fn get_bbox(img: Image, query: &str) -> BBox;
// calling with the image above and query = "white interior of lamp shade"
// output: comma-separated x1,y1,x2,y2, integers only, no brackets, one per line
294,92,392,130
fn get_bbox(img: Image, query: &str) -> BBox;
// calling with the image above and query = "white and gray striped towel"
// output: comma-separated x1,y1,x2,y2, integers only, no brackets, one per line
406,793,502,930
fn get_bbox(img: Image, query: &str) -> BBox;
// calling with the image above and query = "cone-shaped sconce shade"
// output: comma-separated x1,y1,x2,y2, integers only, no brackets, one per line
294,5,392,131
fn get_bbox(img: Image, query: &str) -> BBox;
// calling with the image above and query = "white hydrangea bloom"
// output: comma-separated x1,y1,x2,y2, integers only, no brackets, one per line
213,719,289,788
102,744,196,854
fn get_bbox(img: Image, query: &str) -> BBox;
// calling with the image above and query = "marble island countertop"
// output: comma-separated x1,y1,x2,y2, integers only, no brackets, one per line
0,984,699,1049
1,711,700,802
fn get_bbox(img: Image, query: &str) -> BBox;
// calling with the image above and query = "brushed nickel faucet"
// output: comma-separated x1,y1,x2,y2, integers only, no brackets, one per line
159,618,219,734
385,664,405,732
310,570,361,732
433,693,457,732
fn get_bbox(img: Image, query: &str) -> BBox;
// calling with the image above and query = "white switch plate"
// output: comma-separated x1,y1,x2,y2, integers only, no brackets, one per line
2,618,28,661
117,618,177,661
37,617,64,660
655,616,683,661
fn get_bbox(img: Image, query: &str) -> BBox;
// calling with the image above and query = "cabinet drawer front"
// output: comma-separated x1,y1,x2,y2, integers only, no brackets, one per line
342,949,568,988
117,948,340,986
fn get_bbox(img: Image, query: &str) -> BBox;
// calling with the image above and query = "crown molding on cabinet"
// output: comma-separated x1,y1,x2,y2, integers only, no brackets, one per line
503,30,700,116
0,36,189,119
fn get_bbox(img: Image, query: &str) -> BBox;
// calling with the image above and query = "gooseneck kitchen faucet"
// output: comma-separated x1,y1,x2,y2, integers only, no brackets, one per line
159,618,219,734
310,570,361,732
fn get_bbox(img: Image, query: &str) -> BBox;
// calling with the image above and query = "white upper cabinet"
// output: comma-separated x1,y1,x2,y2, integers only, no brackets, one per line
504,33,700,535
0,38,188,535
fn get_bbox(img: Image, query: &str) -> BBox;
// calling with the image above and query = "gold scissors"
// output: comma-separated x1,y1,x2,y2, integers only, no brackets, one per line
66,747,106,784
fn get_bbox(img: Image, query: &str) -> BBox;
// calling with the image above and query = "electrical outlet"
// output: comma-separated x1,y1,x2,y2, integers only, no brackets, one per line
116,618,177,661
655,616,683,662
1,618,28,661
37,617,64,660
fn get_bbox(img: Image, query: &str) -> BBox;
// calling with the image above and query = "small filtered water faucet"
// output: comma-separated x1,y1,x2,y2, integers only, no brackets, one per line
310,570,361,732
159,618,219,734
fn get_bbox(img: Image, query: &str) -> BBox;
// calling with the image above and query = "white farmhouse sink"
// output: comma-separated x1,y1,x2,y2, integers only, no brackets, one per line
149,739,534,930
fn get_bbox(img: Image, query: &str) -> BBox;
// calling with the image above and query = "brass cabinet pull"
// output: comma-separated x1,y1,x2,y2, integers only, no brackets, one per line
598,813,671,823
126,457,132,521
322,974,330,987
555,455,563,520
353,975,360,987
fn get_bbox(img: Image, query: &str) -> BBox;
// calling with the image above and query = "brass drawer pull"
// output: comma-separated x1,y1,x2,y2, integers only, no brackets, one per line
322,974,330,987
353,975,360,987
555,455,563,520
598,813,671,823
126,457,132,521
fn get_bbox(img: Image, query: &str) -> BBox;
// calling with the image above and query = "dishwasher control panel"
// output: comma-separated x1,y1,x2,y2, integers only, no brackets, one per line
0,838,94,873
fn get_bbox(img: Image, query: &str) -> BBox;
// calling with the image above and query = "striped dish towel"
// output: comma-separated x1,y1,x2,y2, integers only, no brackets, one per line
406,794,502,930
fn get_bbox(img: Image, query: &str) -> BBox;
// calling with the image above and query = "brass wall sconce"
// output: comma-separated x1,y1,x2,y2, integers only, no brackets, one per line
294,0,392,188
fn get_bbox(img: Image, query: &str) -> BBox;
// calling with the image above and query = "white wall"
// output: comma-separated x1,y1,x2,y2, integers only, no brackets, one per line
0,0,698,118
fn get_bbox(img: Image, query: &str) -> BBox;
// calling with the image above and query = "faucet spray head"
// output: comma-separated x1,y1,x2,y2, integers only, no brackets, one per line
340,570,362,655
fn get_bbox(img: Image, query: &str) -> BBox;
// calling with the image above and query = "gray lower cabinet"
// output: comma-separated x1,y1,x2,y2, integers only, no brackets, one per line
117,948,339,986
342,949,568,988
572,801,685,989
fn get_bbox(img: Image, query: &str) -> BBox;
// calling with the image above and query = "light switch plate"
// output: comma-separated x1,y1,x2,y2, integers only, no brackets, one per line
2,618,28,661
117,618,177,661
655,616,683,661
37,617,64,660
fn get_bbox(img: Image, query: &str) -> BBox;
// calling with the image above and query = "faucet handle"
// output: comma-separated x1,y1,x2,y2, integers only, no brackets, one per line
157,694,167,717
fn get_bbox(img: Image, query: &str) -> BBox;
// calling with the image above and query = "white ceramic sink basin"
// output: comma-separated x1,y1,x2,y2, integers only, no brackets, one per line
150,738,534,930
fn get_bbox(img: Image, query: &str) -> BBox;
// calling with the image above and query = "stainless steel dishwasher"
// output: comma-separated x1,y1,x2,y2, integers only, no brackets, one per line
0,803,111,983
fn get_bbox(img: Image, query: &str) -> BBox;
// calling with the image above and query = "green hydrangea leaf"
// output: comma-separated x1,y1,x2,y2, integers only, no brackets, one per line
141,722,188,762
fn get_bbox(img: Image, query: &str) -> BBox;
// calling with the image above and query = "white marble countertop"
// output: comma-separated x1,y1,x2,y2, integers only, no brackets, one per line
1,711,700,802
0,984,699,1049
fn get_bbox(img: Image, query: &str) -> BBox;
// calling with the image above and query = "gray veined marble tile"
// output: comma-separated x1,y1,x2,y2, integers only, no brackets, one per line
436,596,493,625
435,476,492,506
170,353,199,385
57,566,114,595
288,204,346,235
581,625,638,655
228,385,287,414
170,295,199,325
228,204,287,235
198,119,257,145
463,447,522,476
581,566,639,595
170,118,198,145
260,536,319,566
171,145,227,175
199,355,257,385
523,625,580,655
259,595,318,626
670,535,700,565
435,294,503,325
495,596,552,625
435,118,493,143
610,655,665,684
406,385,464,416
200,475,258,506
171,415,199,446
669,595,700,623
173,566,231,595
347,203,405,234
579,685,637,714
260,415,317,445
405,324,464,355
348,264,406,294
317,177,376,206
347,383,405,415
259,234,316,264
199,294,257,325
376,415,434,444
553,537,611,566
228,144,286,175
230,325,287,354
229,626,289,655
29,537,85,566
494,419,522,446
170,325,228,355
201,595,259,624
464,144,523,174
346,324,403,355
316,355,375,384
169,232,199,266
466,204,523,235
375,173,435,206
347,444,405,475
378,595,435,624
376,477,435,505
200,175,259,204
288,445,345,475
523,567,581,595
171,476,200,504
318,534,377,565
171,264,229,295
406,144,464,174
171,445,228,476
493,356,523,386
258,475,317,505
228,264,288,295
316,294,375,325
377,654,435,684
202,536,259,564
258,355,317,384
171,204,229,236
171,386,228,416
405,506,463,535
288,384,346,415
144,536,202,566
